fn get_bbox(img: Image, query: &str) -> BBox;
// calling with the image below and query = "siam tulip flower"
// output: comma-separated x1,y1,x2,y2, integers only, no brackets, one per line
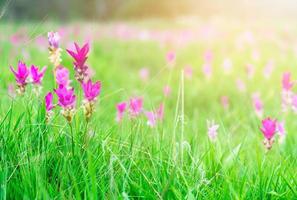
81,79,101,120
55,67,71,88
54,84,76,123
129,97,143,118
263,60,274,79
276,121,286,144
156,103,164,121
252,93,263,118
163,85,171,97
184,65,193,79
222,58,232,74
8,84,16,99
45,92,55,122
166,51,176,67
30,65,47,85
260,117,277,150
67,42,90,82
48,32,62,68
10,61,29,94
220,96,229,110
282,72,294,112
202,63,212,79
246,64,255,79
145,111,157,127
203,50,213,63
139,67,150,82
116,102,127,123
236,78,246,92
207,120,219,141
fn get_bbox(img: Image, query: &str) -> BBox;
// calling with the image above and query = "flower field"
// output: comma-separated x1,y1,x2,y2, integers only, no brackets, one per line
1,20,297,199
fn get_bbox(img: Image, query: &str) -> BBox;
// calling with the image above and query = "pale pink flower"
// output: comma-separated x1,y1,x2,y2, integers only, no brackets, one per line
203,50,213,63
202,63,212,79
48,32,60,49
8,84,16,98
129,97,143,118
184,65,193,79
145,111,157,127
291,94,297,113
246,64,255,79
220,96,229,110
139,67,150,82
207,120,219,141
166,51,176,67
263,60,274,79
55,67,71,88
282,72,294,91
276,121,286,144
236,79,246,92
252,93,263,118
156,103,164,121
163,85,171,97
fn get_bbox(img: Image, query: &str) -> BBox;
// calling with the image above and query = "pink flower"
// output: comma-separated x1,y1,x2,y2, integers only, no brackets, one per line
184,65,193,79
48,32,60,49
82,79,101,102
45,92,54,111
220,96,229,110
203,50,213,63
260,118,277,140
252,93,263,118
116,102,127,122
277,121,286,144
30,65,46,85
54,85,76,109
207,120,219,141
10,61,29,87
246,64,255,79
8,84,16,98
282,72,294,91
55,67,71,88
163,85,171,97
67,42,89,82
129,97,143,118
145,111,157,127
291,94,297,112
236,79,246,92
166,51,176,63
156,103,164,121
202,63,212,79
139,67,150,82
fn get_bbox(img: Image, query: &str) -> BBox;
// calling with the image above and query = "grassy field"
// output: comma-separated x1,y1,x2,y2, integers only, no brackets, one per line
0,20,297,199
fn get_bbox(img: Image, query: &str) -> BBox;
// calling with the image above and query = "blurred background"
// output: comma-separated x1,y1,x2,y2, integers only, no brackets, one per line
1,0,297,21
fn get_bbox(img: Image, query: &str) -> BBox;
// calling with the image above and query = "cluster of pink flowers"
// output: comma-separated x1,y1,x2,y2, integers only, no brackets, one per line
10,61,46,95
115,97,164,128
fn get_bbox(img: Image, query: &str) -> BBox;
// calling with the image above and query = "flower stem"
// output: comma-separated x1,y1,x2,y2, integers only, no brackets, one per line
69,123,74,156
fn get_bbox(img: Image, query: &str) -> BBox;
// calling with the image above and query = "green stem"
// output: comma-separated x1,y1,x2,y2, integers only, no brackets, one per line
69,123,74,156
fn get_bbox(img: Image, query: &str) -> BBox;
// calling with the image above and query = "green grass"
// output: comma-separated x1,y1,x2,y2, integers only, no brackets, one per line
0,21,297,199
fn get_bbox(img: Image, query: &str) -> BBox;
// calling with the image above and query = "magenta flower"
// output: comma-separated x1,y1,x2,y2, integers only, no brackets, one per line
45,92,54,112
54,85,76,109
82,79,101,102
55,67,71,88
48,32,60,49
10,61,29,87
260,117,277,150
282,72,294,91
129,97,143,118
30,65,46,85
67,42,90,82
116,102,127,122
166,51,176,63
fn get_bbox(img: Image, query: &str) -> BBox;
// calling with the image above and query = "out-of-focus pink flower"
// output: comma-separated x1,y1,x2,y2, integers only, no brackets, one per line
260,117,277,150
67,42,90,82
55,67,71,88
222,58,232,74
82,79,101,102
163,85,171,97
207,120,219,141
202,63,212,79
184,65,193,79
139,67,150,82
145,111,157,127
116,102,127,122
276,121,286,144
30,65,46,85
8,84,16,98
48,32,60,49
263,60,274,79
221,96,229,110
252,93,263,118
156,103,164,121
54,85,76,109
203,50,213,63
282,72,294,91
236,79,246,92
166,51,176,66
291,94,297,112
246,64,255,79
129,97,143,118
45,92,54,112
